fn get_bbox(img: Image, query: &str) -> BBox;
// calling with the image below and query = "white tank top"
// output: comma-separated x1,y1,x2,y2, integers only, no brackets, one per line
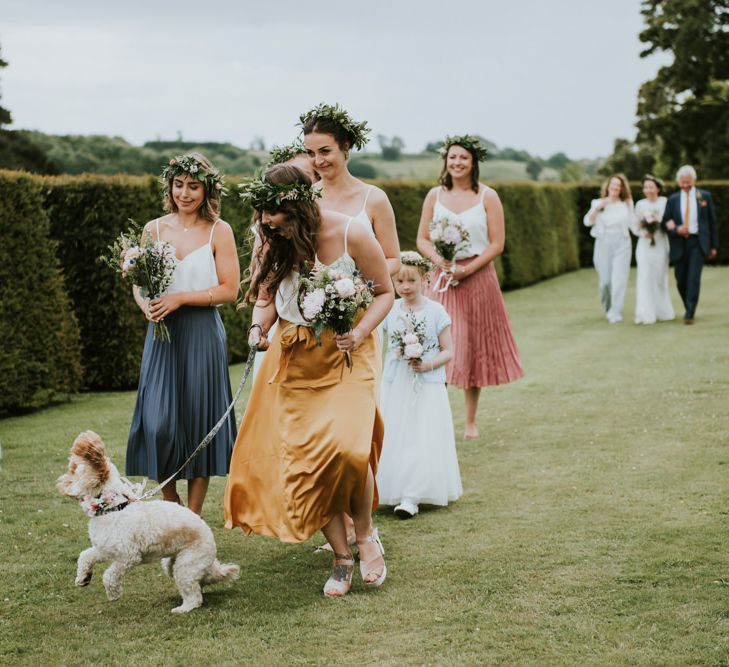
433,186,490,258
353,185,376,237
275,217,357,324
157,219,220,295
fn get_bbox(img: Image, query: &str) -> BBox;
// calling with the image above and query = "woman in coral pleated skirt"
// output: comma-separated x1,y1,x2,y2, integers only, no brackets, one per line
417,135,523,440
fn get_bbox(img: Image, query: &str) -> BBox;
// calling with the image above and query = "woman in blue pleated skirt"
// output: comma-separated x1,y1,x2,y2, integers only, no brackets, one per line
125,152,240,514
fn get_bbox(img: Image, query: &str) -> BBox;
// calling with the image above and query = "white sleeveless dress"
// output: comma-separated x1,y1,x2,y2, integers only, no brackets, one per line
126,219,235,481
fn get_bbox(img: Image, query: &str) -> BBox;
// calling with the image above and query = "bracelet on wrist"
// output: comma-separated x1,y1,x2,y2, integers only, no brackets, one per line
248,323,263,336
207,289,214,306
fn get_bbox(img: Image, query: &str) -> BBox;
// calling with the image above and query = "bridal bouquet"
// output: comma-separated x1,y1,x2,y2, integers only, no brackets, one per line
639,212,660,246
429,215,470,291
390,311,431,363
299,266,375,369
102,221,177,342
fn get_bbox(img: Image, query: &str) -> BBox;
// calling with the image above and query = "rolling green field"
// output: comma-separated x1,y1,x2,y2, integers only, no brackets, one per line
1,267,728,666
352,153,560,181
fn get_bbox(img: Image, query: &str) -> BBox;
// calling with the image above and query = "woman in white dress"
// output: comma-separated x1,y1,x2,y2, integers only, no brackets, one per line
631,175,675,324
583,173,634,323
300,103,401,276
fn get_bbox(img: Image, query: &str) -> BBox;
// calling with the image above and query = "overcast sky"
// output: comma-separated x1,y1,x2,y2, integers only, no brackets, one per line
1,0,669,159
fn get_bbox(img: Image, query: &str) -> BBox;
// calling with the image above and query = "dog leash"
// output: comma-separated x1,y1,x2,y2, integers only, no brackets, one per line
136,344,258,502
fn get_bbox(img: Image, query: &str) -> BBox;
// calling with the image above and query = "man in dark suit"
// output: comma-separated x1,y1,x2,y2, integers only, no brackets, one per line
661,165,718,324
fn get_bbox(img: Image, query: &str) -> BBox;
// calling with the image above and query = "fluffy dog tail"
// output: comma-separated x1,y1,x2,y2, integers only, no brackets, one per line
201,559,240,586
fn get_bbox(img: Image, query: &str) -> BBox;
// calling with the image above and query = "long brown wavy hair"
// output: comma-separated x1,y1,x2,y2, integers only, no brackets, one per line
242,164,320,305
600,173,632,201
439,144,480,193
162,151,222,222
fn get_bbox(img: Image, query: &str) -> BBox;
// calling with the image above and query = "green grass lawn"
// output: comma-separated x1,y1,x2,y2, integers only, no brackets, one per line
1,267,728,666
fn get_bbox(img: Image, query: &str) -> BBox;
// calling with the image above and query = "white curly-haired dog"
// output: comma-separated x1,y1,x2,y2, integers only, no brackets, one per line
57,430,239,613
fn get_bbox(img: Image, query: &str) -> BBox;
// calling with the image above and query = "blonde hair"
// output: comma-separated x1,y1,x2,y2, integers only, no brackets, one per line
397,250,431,279
162,151,222,222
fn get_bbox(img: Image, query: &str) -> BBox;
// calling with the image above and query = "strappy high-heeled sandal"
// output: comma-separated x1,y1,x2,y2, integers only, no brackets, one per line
356,527,387,589
323,553,355,598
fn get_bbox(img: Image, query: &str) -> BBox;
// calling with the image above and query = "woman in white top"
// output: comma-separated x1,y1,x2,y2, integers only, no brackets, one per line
299,104,400,548
300,103,401,276
631,174,675,324
226,164,393,598
417,135,523,440
584,173,634,323
126,153,240,515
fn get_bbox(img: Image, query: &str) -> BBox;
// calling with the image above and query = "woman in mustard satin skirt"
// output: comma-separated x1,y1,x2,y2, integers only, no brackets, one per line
224,164,393,597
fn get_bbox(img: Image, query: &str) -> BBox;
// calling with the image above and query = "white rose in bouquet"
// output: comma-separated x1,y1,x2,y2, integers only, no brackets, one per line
404,342,424,359
334,278,356,298
302,288,326,319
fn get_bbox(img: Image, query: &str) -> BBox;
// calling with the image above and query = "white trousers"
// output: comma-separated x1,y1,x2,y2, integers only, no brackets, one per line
593,233,631,321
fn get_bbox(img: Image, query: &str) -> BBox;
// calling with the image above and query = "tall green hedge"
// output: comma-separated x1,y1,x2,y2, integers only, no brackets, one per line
41,174,253,390
376,180,580,288
1,170,725,405
0,172,82,414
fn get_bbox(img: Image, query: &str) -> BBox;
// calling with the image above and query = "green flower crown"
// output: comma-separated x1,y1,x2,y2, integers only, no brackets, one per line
267,139,309,166
298,102,370,151
161,155,227,195
400,251,432,273
238,173,322,210
439,135,488,162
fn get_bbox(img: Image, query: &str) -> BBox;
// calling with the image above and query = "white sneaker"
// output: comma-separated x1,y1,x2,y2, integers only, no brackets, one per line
394,499,419,518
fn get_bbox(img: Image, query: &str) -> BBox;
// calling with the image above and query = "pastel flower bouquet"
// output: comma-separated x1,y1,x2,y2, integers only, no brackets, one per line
102,221,177,342
390,311,433,363
639,211,660,246
390,311,435,393
429,215,470,291
299,266,375,368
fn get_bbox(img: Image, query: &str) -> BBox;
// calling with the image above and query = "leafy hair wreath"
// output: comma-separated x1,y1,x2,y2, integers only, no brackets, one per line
267,139,309,167
400,250,432,273
238,172,322,211
298,102,371,151
439,135,488,162
161,155,227,195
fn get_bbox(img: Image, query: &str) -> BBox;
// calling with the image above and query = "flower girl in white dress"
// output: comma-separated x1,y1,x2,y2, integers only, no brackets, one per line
376,251,462,518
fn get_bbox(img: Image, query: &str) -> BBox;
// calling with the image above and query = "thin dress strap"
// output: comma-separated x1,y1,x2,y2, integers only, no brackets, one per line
343,217,355,256
479,185,486,205
435,187,441,203
208,219,219,245
361,185,373,211
155,218,161,241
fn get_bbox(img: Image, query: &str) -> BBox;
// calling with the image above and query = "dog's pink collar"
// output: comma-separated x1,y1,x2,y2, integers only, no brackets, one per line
80,491,136,517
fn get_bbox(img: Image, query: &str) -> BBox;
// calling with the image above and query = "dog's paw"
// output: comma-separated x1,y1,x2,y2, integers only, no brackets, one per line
171,602,200,613
75,572,92,587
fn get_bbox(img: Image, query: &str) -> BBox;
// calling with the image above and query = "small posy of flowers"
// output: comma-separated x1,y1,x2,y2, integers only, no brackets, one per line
390,311,433,364
80,491,133,518
430,215,471,261
429,215,471,291
101,220,177,342
299,265,375,369
639,211,660,246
